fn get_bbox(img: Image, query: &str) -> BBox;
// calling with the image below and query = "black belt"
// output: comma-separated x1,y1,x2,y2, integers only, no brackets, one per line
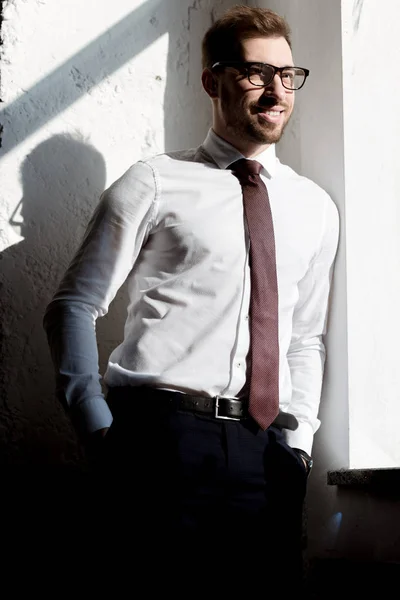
122,387,298,431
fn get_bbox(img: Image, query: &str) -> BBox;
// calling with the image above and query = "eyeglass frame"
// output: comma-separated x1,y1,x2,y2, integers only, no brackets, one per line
211,61,310,91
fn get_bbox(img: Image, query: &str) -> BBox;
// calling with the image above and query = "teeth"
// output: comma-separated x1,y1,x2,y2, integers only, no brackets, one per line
265,111,281,116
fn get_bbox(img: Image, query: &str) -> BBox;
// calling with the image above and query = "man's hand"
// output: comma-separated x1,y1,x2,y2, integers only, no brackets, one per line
293,448,313,476
91,427,110,439
84,427,110,460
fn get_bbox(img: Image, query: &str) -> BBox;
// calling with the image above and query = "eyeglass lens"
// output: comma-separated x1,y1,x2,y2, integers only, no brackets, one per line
247,64,306,90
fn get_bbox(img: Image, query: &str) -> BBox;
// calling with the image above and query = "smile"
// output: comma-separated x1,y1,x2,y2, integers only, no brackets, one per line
257,109,284,124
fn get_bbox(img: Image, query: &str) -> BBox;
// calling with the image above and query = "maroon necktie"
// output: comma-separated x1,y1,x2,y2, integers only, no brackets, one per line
230,159,279,430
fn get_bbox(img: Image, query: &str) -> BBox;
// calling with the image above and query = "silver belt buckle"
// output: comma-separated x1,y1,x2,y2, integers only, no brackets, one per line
214,396,241,421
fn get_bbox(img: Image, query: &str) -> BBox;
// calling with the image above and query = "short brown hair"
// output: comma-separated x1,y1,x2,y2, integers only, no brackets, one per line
202,5,292,69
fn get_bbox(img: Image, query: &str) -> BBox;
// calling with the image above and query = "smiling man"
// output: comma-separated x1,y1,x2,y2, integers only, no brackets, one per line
207,37,297,150
44,4,339,594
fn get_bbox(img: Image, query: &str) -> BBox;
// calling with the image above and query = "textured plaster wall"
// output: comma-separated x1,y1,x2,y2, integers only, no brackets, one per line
0,0,234,467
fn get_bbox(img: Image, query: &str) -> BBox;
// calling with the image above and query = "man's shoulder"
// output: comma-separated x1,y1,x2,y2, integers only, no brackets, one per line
103,145,212,199
142,145,213,169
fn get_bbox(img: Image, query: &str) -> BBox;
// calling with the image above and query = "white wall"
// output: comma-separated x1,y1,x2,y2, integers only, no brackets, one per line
341,0,400,469
0,0,233,464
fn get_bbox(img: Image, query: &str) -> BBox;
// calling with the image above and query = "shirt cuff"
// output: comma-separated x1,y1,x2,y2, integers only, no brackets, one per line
71,396,114,437
284,420,314,455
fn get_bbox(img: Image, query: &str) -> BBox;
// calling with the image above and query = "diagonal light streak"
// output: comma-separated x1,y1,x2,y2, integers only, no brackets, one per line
0,0,165,158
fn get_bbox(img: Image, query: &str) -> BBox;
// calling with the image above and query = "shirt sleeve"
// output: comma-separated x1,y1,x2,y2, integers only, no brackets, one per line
43,160,157,438
284,194,340,454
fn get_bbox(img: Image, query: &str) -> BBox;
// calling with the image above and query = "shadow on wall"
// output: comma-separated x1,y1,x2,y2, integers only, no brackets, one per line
0,133,129,467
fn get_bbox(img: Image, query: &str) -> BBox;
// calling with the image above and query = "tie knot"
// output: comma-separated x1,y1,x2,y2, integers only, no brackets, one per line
229,159,262,183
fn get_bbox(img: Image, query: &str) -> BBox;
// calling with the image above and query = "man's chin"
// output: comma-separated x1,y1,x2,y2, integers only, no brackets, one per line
249,124,284,145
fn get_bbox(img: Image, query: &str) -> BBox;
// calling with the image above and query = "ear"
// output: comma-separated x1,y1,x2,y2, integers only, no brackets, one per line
201,68,219,98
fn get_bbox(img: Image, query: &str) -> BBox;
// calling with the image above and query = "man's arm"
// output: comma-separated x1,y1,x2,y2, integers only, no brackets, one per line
285,195,339,455
43,299,113,440
43,161,157,441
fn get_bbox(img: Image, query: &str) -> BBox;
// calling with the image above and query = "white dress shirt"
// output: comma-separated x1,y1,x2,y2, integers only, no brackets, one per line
44,129,339,453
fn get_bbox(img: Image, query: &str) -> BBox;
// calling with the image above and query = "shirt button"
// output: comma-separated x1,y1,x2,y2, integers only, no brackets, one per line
236,362,242,368
245,315,249,320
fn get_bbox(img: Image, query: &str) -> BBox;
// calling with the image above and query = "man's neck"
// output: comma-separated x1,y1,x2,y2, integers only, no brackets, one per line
212,127,271,158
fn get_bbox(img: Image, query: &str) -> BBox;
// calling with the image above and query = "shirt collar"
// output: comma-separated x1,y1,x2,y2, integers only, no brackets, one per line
202,128,277,178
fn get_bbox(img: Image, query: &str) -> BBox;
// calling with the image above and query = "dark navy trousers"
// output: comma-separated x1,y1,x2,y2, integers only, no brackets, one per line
93,387,308,594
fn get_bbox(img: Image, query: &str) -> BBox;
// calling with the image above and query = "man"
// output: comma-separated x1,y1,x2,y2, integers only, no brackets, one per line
44,4,338,591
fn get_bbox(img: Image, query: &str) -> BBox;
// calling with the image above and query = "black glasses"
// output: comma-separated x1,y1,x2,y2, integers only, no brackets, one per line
211,61,310,91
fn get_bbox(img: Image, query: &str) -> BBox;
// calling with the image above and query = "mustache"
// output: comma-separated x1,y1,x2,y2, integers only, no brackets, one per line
252,97,286,110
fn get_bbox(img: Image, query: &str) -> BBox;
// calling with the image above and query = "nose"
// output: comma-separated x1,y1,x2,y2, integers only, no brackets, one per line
262,73,287,101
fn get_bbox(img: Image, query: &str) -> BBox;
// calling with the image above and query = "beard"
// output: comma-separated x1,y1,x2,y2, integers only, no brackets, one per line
221,91,291,145
244,116,286,145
